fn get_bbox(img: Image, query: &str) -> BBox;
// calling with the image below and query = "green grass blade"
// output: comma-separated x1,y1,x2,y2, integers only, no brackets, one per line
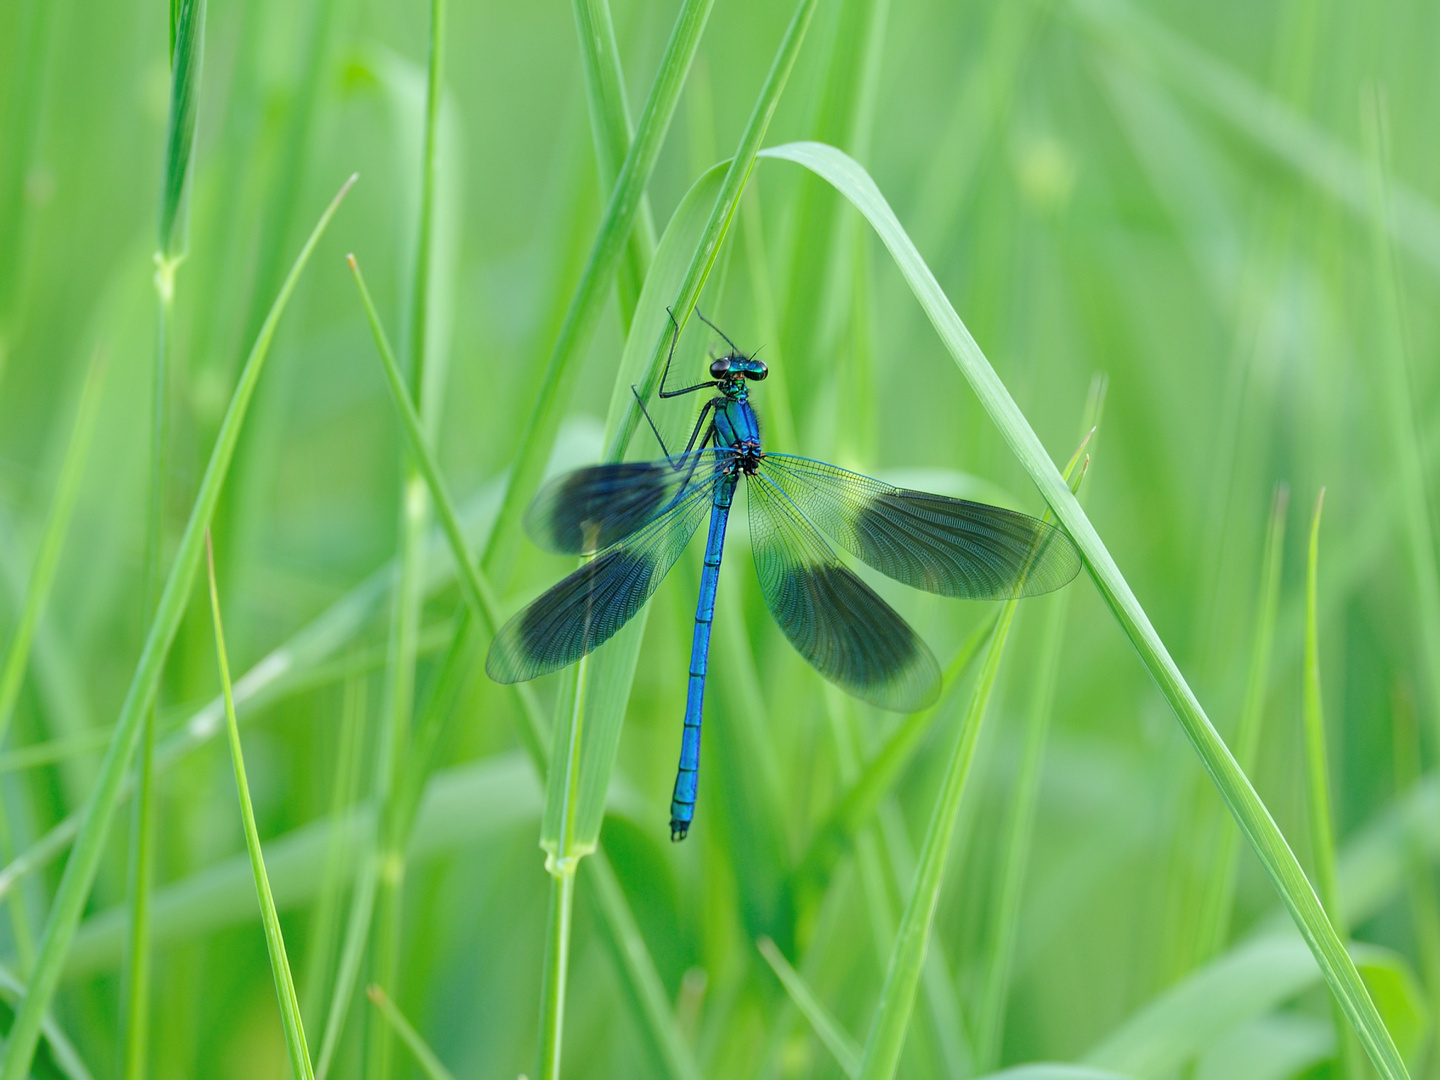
206,532,314,1080
536,8,816,1072
979,1068,1136,1080
157,0,206,257
1193,484,1288,961
0,962,94,1080
0,172,355,1080
857,570,1023,1080
365,985,457,1080
759,139,1410,1080
1360,88,1440,741
570,0,657,327
604,0,818,463
795,611,999,886
977,385,1105,1069
584,851,704,1080
1303,490,1341,924
350,255,700,1080
481,0,715,581
0,347,107,749
758,935,862,1079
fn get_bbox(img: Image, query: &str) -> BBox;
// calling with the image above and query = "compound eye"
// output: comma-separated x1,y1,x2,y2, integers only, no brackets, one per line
746,361,768,381
709,357,732,379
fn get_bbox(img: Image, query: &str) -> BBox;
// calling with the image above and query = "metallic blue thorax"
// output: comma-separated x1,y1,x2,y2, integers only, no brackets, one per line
713,393,761,452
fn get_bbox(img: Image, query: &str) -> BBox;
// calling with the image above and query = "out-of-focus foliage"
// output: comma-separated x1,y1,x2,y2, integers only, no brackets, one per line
0,0,1438,1076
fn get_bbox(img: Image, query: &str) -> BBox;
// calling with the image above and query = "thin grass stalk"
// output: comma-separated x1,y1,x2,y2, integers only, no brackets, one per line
764,139,1410,1080
0,173,355,1080
975,395,1103,1070
367,0,447,1073
315,852,380,1080
571,0,657,328
206,532,314,1079
1193,484,1288,961
858,580,1024,1080
1360,87,1440,739
758,936,862,1078
366,986,457,1080
480,0,716,581
1304,489,1362,1080
125,0,208,1063
350,256,699,1080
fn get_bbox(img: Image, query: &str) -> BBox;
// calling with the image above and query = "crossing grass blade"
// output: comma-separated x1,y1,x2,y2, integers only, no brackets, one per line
366,985,457,1080
206,531,314,1080
759,139,1411,1080
758,935,862,1079
0,172,355,1080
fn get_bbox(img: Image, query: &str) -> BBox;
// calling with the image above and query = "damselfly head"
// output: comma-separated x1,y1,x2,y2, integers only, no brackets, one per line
710,354,767,381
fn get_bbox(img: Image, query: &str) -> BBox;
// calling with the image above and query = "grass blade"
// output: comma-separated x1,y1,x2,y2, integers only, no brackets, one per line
481,0,715,581
857,565,1024,1080
349,255,700,1080
0,347,107,750
0,172,355,1080
1360,87,1440,741
760,138,1410,1080
537,5,817,1074
206,531,313,1079
758,935,862,1079
1192,484,1288,961
366,985,457,1080
571,0,657,327
977,383,1106,1069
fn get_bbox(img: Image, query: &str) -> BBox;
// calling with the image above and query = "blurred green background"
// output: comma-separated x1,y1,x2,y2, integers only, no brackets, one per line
1,0,1439,1076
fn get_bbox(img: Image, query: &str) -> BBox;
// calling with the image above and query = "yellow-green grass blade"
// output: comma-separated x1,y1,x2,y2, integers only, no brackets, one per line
759,139,1410,1080
366,985,457,1080
206,532,313,1080
0,172,355,1080
570,0,657,329
758,935,862,1079
481,0,715,582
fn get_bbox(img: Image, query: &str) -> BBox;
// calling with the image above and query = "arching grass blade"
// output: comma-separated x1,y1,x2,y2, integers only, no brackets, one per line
759,138,1410,1080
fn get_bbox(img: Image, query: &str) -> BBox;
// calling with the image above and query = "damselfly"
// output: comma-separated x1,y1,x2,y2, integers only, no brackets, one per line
487,314,1082,840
